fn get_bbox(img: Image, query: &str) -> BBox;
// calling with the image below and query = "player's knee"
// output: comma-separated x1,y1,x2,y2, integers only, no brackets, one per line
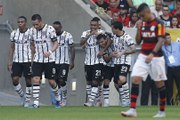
155,81,165,88
59,80,66,87
92,80,98,87
104,80,110,86
32,76,41,84
12,77,19,86
132,76,142,84
119,76,126,83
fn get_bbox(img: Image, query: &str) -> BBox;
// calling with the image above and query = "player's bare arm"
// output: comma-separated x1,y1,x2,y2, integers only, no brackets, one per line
135,20,142,45
69,44,75,70
44,40,58,58
7,42,15,71
124,44,136,55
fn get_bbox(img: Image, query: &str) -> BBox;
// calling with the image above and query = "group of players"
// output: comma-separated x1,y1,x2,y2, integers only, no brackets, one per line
8,3,167,118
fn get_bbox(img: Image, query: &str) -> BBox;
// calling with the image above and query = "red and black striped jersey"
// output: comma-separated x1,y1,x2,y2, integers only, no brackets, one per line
140,18,165,56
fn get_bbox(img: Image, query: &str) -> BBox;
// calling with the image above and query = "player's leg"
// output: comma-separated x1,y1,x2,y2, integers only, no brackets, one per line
102,66,113,107
31,62,43,108
121,54,149,117
84,65,93,103
58,64,69,106
23,62,32,107
11,63,24,104
45,62,61,108
151,57,167,118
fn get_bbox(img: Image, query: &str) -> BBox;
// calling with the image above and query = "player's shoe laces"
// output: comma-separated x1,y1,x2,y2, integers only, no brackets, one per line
153,111,166,118
84,102,93,107
55,101,61,109
121,108,137,117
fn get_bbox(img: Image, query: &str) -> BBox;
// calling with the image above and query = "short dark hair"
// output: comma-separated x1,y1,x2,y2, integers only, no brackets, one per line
165,32,170,36
96,34,107,41
92,17,100,22
18,16,27,22
112,21,123,30
163,4,169,9
53,21,62,26
31,14,42,21
137,3,149,13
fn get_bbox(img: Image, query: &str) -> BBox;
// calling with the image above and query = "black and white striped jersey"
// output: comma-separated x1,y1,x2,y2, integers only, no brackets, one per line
55,31,74,64
81,29,105,65
30,24,57,63
10,28,32,63
112,32,135,65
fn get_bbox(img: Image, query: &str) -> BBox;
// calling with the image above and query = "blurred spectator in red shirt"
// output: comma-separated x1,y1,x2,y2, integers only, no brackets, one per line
160,5,172,27
95,0,109,12
171,15,180,28
111,12,120,24
118,6,130,26
126,7,139,28
107,0,120,17
150,0,163,18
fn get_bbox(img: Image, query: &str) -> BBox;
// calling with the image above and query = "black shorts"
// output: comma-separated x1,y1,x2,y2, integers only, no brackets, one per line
32,62,56,80
85,64,104,81
114,64,130,84
11,62,32,79
55,64,69,81
103,66,114,81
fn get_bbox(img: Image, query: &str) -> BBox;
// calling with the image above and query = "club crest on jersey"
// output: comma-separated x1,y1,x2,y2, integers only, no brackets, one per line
142,32,156,37
150,26,155,31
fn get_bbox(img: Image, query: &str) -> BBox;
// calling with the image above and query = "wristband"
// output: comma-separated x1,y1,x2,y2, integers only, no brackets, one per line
49,50,53,54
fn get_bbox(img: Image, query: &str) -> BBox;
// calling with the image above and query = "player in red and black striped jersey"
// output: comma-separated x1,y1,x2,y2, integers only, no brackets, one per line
121,3,167,118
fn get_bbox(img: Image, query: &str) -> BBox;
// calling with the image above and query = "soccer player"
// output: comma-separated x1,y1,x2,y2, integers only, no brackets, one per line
121,3,167,118
80,19,105,107
30,14,60,108
111,21,136,107
96,33,114,107
7,16,32,107
52,21,75,106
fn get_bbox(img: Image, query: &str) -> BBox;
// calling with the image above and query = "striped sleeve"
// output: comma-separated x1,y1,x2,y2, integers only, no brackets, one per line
157,23,165,37
10,30,16,42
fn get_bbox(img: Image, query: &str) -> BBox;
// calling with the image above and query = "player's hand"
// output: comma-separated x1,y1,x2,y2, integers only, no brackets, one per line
145,53,154,63
44,51,51,58
90,30,98,36
98,50,105,57
7,62,12,72
69,63,74,70
136,20,142,29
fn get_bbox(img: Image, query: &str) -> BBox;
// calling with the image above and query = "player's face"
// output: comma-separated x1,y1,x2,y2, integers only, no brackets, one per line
90,21,98,31
17,18,26,29
165,35,171,44
138,9,151,22
32,19,42,30
53,24,62,33
99,38,107,48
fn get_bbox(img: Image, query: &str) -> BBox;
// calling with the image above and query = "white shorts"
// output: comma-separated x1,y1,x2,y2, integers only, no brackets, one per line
131,53,167,81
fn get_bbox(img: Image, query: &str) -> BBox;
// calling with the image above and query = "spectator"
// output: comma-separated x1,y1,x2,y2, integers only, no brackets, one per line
107,0,120,17
163,0,176,12
111,12,120,24
150,0,163,18
162,33,180,105
126,8,139,27
160,5,172,27
141,75,158,105
171,15,180,28
119,0,133,10
118,6,130,26
95,0,109,12
171,0,180,27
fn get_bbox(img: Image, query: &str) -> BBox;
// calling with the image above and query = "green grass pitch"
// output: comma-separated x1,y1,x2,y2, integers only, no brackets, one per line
0,106,179,120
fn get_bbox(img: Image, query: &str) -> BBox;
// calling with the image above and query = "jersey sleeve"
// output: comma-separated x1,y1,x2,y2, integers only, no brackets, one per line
48,26,57,42
125,35,135,46
157,23,165,37
10,30,16,42
81,31,87,38
68,33,74,45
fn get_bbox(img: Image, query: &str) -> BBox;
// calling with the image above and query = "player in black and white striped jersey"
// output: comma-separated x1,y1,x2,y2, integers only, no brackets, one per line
52,21,75,106
8,16,32,107
80,18,105,107
96,33,115,107
111,22,136,107
30,14,60,108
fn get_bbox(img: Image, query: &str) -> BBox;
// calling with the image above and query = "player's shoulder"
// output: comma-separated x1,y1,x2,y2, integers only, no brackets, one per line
155,18,164,25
